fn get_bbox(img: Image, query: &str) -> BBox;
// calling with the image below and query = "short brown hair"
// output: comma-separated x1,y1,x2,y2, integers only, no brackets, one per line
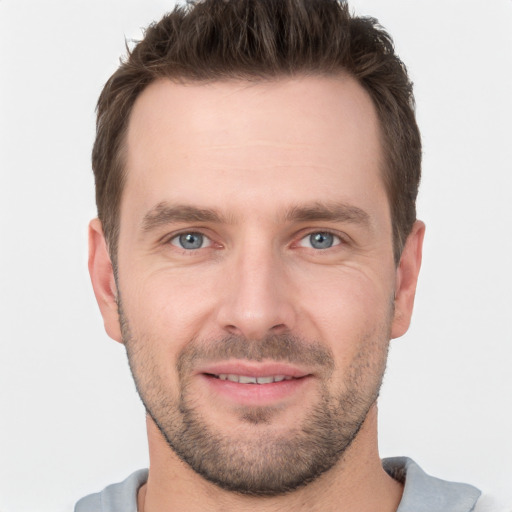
93,0,421,265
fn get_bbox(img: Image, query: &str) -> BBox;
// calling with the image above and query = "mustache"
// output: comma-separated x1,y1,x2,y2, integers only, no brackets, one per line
177,334,335,375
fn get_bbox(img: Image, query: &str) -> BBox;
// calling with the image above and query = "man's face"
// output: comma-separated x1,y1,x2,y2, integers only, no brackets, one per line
90,75,422,495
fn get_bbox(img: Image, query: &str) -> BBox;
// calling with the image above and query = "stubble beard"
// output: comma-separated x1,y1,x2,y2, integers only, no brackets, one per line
120,307,390,496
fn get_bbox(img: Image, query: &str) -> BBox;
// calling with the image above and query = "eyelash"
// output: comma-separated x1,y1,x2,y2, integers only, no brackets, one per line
168,231,213,251
165,229,347,252
296,231,343,250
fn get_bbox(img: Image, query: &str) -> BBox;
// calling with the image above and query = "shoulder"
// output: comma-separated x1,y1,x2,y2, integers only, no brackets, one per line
74,469,148,512
383,457,482,512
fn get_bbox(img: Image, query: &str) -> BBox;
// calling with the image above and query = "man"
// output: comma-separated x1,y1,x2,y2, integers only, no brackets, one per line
76,0,488,510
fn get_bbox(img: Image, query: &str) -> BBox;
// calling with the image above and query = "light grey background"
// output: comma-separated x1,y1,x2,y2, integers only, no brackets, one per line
1,1,511,510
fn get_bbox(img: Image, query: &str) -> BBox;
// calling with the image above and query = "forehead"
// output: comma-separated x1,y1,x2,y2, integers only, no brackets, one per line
122,75,386,225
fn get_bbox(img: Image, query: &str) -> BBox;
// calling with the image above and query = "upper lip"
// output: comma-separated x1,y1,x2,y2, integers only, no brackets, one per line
196,361,311,379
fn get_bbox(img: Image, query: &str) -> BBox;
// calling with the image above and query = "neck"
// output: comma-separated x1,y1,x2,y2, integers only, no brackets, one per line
139,406,403,512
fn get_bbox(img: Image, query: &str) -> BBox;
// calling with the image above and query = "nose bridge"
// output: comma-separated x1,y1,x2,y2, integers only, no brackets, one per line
217,233,295,339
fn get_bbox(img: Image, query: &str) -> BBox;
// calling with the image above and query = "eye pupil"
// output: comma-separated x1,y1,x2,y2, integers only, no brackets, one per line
310,232,334,249
179,233,203,249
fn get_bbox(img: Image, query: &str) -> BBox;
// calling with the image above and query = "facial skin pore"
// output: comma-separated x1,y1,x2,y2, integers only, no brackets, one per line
89,75,424,512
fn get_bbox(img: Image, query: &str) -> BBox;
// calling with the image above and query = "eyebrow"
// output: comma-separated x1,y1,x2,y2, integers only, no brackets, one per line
141,202,228,233
141,200,371,233
284,202,371,226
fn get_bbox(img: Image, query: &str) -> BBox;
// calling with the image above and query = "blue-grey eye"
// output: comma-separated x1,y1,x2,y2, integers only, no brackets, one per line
299,232,340,249
171,232,209,250
310,232,334,249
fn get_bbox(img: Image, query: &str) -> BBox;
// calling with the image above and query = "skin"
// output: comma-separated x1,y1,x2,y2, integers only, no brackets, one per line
89,74,424,512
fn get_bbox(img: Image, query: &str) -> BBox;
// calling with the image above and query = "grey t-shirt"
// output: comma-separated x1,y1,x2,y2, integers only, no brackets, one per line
75,457,482,512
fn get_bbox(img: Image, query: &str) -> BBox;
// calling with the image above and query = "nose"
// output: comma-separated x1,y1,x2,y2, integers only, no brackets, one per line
216,241,297,340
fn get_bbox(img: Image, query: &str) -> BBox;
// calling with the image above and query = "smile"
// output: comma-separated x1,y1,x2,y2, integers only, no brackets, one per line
211,374,295,384
199,367,313,406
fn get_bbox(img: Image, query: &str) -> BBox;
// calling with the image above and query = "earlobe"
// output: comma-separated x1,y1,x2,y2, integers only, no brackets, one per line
391,220,425,339
88,218,123,343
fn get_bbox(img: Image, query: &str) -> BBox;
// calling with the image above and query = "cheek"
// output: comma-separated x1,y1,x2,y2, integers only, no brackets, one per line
119,274,214,394
296,267,394,361
300,263,393,318
308,282,392,397
119,267,221,347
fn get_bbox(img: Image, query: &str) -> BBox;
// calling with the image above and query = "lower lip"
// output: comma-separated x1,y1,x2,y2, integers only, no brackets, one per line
200,374,312,406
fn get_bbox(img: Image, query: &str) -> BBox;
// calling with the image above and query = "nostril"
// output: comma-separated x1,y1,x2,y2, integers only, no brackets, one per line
225,324,241,335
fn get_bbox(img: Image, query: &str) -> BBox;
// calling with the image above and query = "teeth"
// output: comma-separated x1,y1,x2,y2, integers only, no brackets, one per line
215,374,294,384
256,376,274,384
239,375,257,384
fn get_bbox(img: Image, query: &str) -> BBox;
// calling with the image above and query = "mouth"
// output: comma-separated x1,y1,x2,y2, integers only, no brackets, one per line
207,373,296,384
196,362,313,406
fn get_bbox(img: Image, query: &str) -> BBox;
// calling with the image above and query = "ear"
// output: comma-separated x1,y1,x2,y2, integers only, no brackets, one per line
88,218,123,343
391,220,425,339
